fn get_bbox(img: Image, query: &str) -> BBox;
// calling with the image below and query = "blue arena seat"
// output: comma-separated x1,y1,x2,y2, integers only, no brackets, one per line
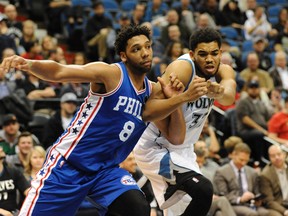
121,1,137,12
219,27,239,40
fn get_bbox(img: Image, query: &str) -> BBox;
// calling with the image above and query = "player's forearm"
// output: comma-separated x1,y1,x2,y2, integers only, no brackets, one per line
28,60,65,82
216,81,236,106
164,108,186,145
142,94,187,122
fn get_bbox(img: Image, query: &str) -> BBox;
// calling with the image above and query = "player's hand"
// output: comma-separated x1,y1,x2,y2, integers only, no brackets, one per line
158,73,185,98
206,80,224,99
1,55,31,73
183,76,207,102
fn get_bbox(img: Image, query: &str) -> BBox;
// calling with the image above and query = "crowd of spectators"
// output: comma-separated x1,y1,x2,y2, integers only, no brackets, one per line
0,0,288,215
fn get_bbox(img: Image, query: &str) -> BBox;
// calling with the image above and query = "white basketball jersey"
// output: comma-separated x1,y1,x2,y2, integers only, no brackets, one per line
134,53,216,209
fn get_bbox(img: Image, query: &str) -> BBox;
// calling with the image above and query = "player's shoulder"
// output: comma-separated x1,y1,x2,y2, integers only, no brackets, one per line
218,63,235,79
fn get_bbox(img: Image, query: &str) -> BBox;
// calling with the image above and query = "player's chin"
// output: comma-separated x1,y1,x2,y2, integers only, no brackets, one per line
203,68,216,76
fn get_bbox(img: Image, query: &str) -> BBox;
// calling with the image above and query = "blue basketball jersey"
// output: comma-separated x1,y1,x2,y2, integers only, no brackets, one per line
50,62,152,172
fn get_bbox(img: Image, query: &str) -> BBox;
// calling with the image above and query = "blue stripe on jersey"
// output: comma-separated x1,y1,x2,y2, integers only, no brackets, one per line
54,62,152,172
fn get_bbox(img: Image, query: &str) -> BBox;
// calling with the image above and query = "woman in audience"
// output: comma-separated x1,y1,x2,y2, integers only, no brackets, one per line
23,145,46,182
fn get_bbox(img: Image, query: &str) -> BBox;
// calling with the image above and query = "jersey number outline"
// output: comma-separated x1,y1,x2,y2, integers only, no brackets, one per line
188,112,209,129
119,121,135,141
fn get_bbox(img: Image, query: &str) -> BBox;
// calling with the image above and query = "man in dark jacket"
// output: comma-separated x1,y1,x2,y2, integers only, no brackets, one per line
42,92,78,149
83,1,113,62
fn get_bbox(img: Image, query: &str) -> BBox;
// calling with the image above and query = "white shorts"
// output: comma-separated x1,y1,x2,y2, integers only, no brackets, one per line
134,133,200,210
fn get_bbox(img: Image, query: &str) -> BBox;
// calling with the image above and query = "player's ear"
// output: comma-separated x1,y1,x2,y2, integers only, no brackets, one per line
189,51,195,61
119,52,127,62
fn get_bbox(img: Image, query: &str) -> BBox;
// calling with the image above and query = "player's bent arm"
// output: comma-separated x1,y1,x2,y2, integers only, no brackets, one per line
216,64,237,106
154,108,186,145
142,60,199,122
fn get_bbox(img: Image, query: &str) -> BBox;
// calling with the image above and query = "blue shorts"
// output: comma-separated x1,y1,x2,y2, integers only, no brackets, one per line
19,149,140,216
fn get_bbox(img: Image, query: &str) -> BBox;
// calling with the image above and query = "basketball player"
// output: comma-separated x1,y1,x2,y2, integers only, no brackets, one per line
134,27,237,216
1,25,208,216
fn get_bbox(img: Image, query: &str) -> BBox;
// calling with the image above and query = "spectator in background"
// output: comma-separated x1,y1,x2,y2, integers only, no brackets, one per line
159,41,184,74
272,8,288,37
235,79,272,164
161,24,189,49
194,13,217,30
0,14,17,60
42,93,78,150
106,12,131,63
20,41,43,60
4,4,22,32
0,147,30,215
240,52,274,94
243,5,277,41
160,9,190,47
268,51,288,98
47,46,66,64
2,48,24,82
195,143,237,216
0,114,21,155
130,3,146,26
73,52,87,65
41,35,57,60
23,145,46,182
5,131,34,173
172,0,195,34
268,96,288,146
259,145,288,216
243,0,258,19
43,0,72,37
83,1,113,62
265,88,284,116
143,0,167,27
252,37,272,71
220,136,243,165
197,0,223,27
19,19,39,54
0,60,16,100
274,20,288,53
221,0,246,32
16,72,56,100
214,143,269,216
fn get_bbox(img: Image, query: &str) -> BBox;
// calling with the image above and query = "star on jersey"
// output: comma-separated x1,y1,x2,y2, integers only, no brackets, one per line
77,119,83,126
39,169,45,176
86,103,93,110
72,127,79,134
82,111,88,118
50,154,55,161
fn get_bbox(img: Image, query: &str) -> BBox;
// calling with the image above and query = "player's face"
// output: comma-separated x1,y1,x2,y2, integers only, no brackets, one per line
191,41,221,77
121,35,153,74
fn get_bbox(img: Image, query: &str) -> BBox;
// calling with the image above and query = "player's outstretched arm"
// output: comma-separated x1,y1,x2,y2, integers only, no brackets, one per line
1,55,119,85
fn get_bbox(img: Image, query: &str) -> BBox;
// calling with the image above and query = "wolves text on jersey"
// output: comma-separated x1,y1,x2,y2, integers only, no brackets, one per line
113,96,143,120
186,97,214,111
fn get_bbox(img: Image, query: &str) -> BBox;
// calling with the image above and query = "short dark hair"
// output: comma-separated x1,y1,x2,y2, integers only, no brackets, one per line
114,25,150,56
17,131,33,145
189,27,222,51
233,143,251,155
92,0,103,9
